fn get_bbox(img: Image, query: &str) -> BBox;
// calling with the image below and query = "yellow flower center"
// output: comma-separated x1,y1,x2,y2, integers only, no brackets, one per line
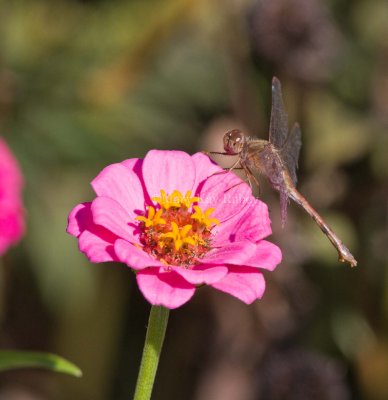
152,190,200,210
191,206,220,228
136,189,219,266
135,206,166,228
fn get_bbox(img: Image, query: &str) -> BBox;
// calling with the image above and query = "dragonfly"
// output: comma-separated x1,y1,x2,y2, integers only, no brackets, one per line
209,77,357,267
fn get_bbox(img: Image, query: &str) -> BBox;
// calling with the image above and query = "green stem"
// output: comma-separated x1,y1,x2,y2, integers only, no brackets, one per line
133,305,170,400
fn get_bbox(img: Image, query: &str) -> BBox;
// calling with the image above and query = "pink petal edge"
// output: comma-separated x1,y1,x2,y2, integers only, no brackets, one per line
121,158,152,204
114,238,164,270
91,162,145,218
136,268,196,309
171,264,228,285
78,229,118,263
243,240,282,271
91,196,138,244
67,202,92,237
211,266,266,304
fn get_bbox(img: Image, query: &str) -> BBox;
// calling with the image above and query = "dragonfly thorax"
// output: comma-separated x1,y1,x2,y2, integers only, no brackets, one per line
223,129,246,155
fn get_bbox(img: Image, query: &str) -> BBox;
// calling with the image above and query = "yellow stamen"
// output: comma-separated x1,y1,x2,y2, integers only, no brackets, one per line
192,233,206,246
191,206,220,228
161,222,196,251
152,189,180,209
152,189,200,210
168,190,184,208
152,190,168,209
180,190,201,208
136,206,166,227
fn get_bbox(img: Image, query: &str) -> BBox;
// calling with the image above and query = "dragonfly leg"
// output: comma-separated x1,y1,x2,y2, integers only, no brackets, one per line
202,151,236,156
227,158,242,172
209,169,237,177
224,162,255,192
241,164,261,195
208,158,244,177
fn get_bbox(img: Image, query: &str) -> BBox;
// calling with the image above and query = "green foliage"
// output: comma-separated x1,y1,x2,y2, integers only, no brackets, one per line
0,351,82,377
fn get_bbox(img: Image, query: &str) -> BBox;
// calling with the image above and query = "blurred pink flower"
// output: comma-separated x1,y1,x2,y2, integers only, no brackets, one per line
67,150,281,308
0,138,24,256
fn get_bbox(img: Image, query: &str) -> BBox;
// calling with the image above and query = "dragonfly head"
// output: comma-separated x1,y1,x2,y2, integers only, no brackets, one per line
223,129,245,155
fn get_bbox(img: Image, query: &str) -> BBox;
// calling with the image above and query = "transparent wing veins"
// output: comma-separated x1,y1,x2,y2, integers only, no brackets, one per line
280,122,302,186
269,77,289,150
269,77,302,186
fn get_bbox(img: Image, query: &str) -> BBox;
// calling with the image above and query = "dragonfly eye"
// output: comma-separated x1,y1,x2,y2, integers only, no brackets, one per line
223,129,245,154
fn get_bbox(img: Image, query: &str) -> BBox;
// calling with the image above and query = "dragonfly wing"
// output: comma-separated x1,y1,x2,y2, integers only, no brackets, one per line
269,77,289,149
280,122,302,186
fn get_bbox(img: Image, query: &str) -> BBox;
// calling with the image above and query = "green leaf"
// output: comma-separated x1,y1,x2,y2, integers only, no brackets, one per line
0,351,82,377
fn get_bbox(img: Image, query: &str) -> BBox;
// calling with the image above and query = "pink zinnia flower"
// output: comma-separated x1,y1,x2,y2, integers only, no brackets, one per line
0,138,24,256
67,150,282,309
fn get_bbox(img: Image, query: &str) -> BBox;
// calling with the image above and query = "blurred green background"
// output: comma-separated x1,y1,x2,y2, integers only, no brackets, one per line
0,0,387,399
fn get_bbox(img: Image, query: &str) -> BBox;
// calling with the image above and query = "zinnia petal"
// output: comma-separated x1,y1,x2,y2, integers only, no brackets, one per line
142,150,196,199
91,196,139,243
191,152,224,194
212,200,273,245
91,162,145,217
121,158,152,204
79,229,118,262
67,202,92,238
211,266,266,304
201,241,257,265
171,265,228,285
136,268,196,309
242,240,282,271
0,138,24,255
0,205,24,255
198,172,253,223
0,138,23,192
67,202,119,262
114,239,164,270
